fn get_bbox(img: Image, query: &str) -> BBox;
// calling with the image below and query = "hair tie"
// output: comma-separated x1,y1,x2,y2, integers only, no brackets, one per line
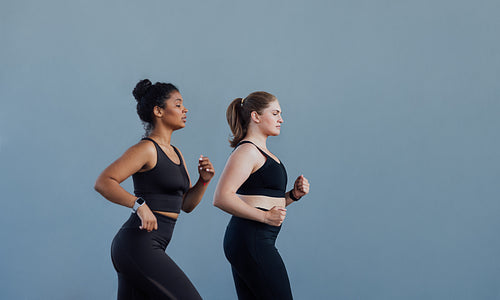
240,98,245,106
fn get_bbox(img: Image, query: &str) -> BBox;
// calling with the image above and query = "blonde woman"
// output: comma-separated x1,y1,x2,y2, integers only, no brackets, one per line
214,91,310,299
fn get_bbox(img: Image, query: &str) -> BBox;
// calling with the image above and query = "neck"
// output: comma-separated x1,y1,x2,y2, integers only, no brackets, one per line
244,128,268,149
148,127,173,145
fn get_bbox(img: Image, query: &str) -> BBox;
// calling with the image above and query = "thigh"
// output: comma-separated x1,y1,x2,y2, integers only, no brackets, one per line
137,248,202,300
112,229,201,300
254,244,293,300
224,218,293,300
231,266,258,300
116,273,149,300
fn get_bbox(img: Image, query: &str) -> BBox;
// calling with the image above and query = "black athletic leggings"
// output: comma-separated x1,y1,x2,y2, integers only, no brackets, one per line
223,214,293,300
111,212,201,300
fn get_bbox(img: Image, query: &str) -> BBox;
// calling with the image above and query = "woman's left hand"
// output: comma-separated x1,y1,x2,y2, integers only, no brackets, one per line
198,155,215,183
293,175,310,198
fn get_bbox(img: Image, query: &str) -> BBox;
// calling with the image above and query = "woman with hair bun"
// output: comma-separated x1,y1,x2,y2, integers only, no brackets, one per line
214,91,310,299
95,79,213,299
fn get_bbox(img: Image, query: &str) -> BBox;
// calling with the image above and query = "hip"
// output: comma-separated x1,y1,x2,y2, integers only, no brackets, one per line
224,215,281,246
112,212,177,251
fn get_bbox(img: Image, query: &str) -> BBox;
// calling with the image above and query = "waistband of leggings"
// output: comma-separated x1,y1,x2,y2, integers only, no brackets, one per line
230,214,282,231
120,211,177,230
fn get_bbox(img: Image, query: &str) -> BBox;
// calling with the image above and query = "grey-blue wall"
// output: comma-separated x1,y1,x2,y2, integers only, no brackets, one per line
1,0,499,299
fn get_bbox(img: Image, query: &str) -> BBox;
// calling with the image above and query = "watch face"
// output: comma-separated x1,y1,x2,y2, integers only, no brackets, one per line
137,198,145,205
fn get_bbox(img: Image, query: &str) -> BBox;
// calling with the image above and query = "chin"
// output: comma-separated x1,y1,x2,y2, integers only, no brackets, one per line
174,123,186,131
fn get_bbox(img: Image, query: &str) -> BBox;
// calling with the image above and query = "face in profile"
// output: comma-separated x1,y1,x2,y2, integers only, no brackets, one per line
159,91,188,130
257,100,283,136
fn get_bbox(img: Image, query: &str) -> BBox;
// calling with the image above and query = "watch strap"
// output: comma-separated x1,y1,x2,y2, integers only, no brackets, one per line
132,197,145,213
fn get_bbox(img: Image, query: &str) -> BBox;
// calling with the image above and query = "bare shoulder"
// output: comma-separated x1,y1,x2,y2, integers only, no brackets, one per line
127,139,157,156
114,139,157,167
217,143,265,188
231,143,261,159
228,143,265,169
99,139,157,180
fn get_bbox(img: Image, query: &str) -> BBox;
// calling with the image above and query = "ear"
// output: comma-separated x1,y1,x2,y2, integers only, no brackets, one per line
153,106,164,118
250,111,260,123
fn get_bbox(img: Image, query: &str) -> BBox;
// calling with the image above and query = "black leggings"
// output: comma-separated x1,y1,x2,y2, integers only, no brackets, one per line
111,212,201,300
223,215,293,300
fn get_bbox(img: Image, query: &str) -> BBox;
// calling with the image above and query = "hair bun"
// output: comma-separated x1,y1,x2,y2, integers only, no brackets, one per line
132,79,152,102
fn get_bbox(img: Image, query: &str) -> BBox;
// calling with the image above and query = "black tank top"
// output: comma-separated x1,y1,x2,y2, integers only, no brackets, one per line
132,138,190,213
236,141,287,198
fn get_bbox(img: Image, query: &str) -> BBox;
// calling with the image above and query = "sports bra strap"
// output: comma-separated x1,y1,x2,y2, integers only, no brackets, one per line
141,137,184,165
235,140,268,157
141,137,157,144
170,145,184,165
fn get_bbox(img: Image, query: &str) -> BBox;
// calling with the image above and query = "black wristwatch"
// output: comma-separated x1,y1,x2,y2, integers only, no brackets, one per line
132,197,145,213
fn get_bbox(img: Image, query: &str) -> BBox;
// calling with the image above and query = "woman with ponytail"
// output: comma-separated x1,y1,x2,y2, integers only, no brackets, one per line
95,79,214,299
214,91,310,299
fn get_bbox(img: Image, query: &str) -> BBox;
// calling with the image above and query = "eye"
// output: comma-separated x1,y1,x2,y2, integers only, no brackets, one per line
176,104,181,107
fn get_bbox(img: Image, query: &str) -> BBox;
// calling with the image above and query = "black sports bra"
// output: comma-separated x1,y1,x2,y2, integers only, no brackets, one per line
235,141,287,198
132,138,190,213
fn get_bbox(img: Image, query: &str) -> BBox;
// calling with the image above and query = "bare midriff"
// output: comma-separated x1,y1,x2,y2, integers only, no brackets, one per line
237,194,286,210
154,211,179,219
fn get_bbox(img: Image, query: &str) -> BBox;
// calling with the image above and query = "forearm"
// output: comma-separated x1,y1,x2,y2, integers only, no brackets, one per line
94,176,136,208
182,177,209,213
285,189,302,206
285,191,295,207
213,192,266,223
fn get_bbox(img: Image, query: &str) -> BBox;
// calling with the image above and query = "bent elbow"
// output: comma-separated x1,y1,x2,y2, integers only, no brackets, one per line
213,190,233,210
213,196,226,210
213,200,223,209
94,180,103,194
182,202,195,213
182,207,193,213
212,194,221,208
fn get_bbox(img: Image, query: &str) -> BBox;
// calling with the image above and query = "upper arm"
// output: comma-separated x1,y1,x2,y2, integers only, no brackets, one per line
97,141,156,184
215,144,264,197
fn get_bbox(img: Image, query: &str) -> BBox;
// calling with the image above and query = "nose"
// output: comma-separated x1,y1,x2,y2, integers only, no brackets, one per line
278,116,283,123
183,106,188,113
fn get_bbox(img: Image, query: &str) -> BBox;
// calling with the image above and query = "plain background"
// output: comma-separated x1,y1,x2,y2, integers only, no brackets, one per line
1,0,499,299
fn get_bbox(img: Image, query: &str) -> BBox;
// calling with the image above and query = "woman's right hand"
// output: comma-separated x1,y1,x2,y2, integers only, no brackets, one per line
136,204,158,232
263,206,287,226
